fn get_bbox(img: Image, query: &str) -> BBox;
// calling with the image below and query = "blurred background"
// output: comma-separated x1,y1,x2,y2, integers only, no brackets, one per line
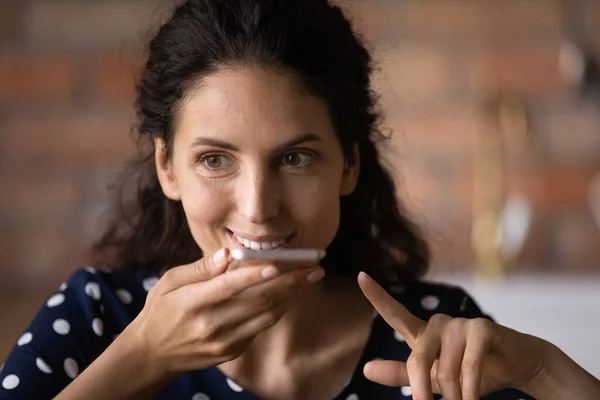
1,0,599,377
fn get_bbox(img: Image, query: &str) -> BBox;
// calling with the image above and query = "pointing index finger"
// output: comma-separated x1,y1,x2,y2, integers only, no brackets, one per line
358,271,426,348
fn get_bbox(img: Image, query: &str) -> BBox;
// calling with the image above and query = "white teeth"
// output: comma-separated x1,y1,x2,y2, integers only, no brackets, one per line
233,234,287,250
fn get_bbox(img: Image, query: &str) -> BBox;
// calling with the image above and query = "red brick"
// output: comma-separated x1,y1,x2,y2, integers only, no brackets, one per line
0,231,86,291
541,106,600,166
427,224,473,272
529,168,598,211
585,2,600,41
26,0,171,49
454,167,597,215
0,169,78,224
392,0,563,40
555,212,600,271
0,54,75,103
470,48,566,96
385,106,476,159
0,0,16,43
95,53,143,104
397,158,460,226
513,218,546,271
4,111,137,165
337,0,388,40
374,45,455,104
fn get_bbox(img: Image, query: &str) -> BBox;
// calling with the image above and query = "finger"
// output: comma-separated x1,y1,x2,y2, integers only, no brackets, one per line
357,271,425,348
363,360,409,387
181,263,324,308
205,265,322,331
437,318,468,400
228,258,318,274
162,248,230,292
406,313,448,400
462,318,495,400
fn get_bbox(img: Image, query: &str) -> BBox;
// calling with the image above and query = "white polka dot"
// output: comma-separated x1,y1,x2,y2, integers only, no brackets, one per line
36,358,52,374
346,394,359,400
17,332,33,346
92,318,104,336
226,378,243,392
192,393,210,400
420,295,440,311
115,289,132,304
85,282,101,300
400,386,412,396
59,282,67,291
393,330,405,342
2,374,19,390
64,358,78,379
53,319,71,335
47,293,65,307
143,277,159,292
85,267,97,274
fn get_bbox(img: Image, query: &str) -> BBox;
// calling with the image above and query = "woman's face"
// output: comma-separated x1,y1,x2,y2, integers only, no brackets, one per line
155,67,359,256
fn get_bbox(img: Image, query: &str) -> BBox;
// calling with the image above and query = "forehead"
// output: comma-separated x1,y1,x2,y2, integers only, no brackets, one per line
174,66,337,144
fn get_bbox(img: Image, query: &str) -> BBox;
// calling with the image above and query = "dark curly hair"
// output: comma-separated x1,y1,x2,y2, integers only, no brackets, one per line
92,0,430,288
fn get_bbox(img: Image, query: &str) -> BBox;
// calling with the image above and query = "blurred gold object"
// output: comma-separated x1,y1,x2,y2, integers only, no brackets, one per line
471,72,532,277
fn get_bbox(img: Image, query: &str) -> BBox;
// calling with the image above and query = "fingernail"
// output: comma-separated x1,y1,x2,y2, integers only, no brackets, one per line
212,248,226,268
307,269,325,282
261,266,279,279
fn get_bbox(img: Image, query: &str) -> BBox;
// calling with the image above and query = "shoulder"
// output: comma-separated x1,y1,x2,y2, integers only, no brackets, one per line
59,266,160,325
390,279,493,321
0,267,161,398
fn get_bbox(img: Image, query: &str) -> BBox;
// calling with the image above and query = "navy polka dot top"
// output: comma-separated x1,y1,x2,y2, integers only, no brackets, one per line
0,268,534,399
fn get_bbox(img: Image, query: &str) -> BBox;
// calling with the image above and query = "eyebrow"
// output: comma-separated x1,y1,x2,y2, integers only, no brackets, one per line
189,133,323,154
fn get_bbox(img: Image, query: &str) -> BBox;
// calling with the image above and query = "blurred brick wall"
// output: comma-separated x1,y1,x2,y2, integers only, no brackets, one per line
1,0,600,293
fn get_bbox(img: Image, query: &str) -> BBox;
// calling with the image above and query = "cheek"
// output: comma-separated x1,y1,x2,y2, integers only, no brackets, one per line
177,174,231,244
284,176,341,246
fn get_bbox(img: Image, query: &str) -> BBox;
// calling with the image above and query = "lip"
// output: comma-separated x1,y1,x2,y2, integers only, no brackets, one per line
227,230,293,250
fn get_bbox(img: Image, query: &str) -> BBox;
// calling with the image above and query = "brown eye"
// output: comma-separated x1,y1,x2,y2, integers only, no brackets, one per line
205,155,221,168
199,154,231,170
284,153,301,167
281,152,314,168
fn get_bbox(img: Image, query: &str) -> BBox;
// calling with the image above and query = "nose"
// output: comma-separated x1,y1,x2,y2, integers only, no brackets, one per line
236,168,280,224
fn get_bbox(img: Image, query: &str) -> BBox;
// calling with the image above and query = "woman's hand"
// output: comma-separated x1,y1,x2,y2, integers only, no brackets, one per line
357,272,552,400
124,248,324,377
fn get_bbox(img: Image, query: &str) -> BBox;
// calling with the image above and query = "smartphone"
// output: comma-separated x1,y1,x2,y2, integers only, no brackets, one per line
227,248,325,272
230,248,326,263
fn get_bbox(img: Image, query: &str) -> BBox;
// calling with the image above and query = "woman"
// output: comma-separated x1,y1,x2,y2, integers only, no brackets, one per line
1,1,598,399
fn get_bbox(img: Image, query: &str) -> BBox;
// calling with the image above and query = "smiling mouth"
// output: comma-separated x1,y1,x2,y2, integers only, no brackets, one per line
227,230,293,250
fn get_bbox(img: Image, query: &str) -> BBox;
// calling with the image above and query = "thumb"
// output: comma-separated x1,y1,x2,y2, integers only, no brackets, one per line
364,359,441,393
364,360,410,387
163,248,229,291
